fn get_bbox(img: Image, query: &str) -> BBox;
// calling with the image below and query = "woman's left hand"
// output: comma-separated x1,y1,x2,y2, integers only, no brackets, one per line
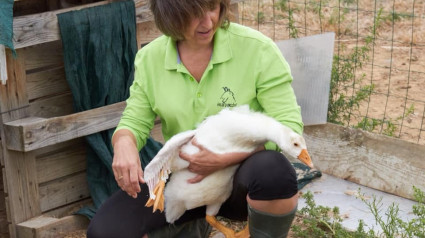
179,139,228,183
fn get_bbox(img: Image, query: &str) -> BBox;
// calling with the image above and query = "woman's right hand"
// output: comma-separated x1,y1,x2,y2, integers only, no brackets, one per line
112,129,144,198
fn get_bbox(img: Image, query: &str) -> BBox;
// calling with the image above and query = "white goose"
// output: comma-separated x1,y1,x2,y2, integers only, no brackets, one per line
144,105,314,237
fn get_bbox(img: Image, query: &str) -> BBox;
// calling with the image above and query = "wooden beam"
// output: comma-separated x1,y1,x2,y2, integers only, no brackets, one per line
39,172,90,212
0,49,41,237
303,123,425,201
4,101,126,152
16,215,89,238
0,45,7,85
12,0,245,49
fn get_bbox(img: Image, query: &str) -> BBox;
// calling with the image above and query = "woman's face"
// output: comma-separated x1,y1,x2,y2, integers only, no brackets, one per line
182,3,220,47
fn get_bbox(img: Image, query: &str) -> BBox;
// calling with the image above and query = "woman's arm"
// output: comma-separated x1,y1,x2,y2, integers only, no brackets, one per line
179,139,264,183
112,129,145,198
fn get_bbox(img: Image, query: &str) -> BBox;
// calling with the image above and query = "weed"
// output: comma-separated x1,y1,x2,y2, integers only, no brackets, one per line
327,8,384,126
256,11,265,24
293,187,425,237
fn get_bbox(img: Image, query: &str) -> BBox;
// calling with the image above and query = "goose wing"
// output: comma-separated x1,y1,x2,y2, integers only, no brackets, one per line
144,129,196,199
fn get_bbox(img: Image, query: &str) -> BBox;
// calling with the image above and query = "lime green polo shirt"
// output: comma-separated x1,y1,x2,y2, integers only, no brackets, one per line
116,23,303,151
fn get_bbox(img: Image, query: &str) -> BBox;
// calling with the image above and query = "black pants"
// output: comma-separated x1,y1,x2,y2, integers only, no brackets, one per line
87,150,298,238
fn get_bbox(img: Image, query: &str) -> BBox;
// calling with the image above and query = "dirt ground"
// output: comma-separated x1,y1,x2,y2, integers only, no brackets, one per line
240,0,425,145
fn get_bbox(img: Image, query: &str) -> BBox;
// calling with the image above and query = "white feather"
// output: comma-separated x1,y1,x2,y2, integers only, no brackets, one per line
144,105,308,223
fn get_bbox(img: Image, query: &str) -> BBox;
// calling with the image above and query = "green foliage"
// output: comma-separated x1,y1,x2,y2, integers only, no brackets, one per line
292,191,375,237
256,11,265,24
327,8,384,126
354,104,415,136
288,9,298,38
276,0,288,12
293,187,425,237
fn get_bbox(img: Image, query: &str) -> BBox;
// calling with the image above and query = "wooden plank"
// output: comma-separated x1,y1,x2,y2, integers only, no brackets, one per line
0,49,41,237
1,169,5,195
136,21,163,47
23,41,64,72
34,138,85,158
39,172,90,212
26,66,68,100
12,0,244,49
17,215,89,238
0,138,3,166
36,143,86,183
303,123,425,201
4,101,126,152
42,198,92,219
29,92,75,118
0,191,5,212
0,45,7,85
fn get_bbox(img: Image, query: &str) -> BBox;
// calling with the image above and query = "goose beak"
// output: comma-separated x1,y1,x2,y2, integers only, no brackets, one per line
298,149,314,169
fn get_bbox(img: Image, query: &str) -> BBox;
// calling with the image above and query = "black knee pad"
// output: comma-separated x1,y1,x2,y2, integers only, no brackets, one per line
236,150,298,200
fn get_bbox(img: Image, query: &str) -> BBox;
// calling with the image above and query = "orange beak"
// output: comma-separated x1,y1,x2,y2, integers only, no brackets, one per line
298,149,314,169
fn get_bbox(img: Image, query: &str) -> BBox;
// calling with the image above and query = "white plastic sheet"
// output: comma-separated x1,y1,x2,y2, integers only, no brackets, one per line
276,32,335,125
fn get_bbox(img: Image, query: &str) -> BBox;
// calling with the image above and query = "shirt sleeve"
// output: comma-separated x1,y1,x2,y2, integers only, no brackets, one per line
256,39,304,135
114,52,157,151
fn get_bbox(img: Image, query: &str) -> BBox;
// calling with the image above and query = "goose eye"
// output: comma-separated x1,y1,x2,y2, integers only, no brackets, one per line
294,143,299,147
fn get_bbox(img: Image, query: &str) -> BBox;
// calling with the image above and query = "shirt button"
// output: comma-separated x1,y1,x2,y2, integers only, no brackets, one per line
189,77,194,81
197,92,202,98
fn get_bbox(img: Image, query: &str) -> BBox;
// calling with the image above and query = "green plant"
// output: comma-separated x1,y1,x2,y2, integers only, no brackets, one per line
327,8,384,126
288,8,298,38
293,187,425,237
256,11,265,24
276,0,288,12
292,191,375,237
354,104,415,136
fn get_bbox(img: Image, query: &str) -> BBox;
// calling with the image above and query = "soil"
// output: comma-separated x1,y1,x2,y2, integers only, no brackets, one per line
240,0,425,145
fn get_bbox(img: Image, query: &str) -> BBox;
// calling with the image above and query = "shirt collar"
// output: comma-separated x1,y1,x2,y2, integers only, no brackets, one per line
164,26,233,70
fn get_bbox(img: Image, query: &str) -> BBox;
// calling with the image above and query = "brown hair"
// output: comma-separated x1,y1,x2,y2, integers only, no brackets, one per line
150,0,231,40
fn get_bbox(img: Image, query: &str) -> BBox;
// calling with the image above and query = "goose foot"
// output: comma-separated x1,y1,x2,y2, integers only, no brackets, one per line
145,170,166,212
206,215,249,238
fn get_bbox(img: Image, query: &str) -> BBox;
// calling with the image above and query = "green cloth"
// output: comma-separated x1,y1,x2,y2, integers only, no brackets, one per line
0,0,16,56
57,0,162,219
292,162,322,190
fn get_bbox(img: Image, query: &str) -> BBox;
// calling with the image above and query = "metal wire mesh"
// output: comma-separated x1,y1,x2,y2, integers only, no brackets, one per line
238,0,425,145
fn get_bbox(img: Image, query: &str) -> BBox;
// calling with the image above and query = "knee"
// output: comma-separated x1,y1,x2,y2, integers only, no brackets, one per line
246,151,298,199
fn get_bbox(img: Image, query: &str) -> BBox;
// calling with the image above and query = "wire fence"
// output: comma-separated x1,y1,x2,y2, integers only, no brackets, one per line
238,0,425,145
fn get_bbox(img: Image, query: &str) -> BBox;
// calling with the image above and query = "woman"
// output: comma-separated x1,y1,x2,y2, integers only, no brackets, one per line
87,0,303,237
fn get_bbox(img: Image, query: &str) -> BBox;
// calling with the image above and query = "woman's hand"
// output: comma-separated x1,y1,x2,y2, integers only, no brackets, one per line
179,139,264,183
112,129,144,198
179,139,228,183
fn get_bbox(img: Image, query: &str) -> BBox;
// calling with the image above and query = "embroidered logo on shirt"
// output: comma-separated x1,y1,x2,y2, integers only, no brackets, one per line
217,87,237,107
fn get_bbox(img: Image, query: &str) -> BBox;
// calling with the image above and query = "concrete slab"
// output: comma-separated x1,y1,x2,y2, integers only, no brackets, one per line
299,173,418,233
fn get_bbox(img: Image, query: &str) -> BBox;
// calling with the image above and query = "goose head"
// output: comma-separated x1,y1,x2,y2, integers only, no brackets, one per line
276,127,314,169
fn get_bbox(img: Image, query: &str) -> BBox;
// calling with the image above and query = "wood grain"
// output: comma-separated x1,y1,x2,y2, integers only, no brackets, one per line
0,49,41,237
29,92,75,118
13,0,245,49
36,143,86,184
17,214,89,238
26,66,68,100
304,123,425,200
39,172,90,212
4,101,126,151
